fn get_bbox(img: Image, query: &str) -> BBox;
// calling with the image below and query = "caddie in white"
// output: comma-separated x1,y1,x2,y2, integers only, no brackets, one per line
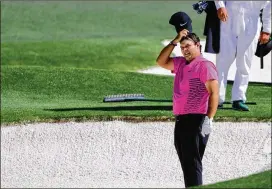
215,1,271,111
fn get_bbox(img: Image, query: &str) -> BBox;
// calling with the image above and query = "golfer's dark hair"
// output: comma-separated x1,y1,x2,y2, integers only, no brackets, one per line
180,33,202,52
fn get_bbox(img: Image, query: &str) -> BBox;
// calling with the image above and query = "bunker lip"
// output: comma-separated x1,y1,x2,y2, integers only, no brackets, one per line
1,115,271,127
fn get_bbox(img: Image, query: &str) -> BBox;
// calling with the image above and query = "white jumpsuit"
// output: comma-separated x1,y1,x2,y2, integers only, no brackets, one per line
214,1,271,103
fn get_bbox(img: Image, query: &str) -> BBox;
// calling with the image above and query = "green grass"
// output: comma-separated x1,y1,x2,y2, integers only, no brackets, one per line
1,65,172,123
1,1,205,43
1,65,271,124
1,38,163,71
1,1,206,72
2,2,269,123
194,170,271,188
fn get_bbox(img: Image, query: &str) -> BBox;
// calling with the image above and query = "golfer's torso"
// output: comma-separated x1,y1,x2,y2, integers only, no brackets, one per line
173,58,209,115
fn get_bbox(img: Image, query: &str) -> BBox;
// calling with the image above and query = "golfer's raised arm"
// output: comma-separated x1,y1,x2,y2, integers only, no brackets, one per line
156,29,189,70
156,43,175,70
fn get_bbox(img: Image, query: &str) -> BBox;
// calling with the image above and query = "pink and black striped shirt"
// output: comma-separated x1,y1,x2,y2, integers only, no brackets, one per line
172,55,218,115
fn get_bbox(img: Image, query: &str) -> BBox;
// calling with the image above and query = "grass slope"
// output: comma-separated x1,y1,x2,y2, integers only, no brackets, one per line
1,66,271,124
195,170,271,188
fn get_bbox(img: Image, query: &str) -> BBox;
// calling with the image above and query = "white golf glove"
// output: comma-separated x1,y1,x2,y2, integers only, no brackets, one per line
201,116,213,137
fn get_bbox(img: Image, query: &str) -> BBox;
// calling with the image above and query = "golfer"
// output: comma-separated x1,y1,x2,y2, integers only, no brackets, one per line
156,30,219,187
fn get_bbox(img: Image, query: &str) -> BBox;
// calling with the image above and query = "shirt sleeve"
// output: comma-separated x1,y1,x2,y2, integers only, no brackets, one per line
214,0,226,10
199,61,218,84
262,1,271,34
173,56,186,74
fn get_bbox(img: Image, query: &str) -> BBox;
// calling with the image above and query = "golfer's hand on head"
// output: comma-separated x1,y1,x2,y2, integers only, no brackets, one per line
259,32,270,44
217,7,228,22
172,29,189,44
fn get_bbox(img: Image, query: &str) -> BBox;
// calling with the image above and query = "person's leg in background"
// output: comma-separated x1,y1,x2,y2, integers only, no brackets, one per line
216,16,237,107
232,20,261,111
174,114,206,188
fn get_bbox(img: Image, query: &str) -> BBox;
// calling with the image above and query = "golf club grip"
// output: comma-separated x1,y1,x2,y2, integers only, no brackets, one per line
261,56,264,69
260,45,264,69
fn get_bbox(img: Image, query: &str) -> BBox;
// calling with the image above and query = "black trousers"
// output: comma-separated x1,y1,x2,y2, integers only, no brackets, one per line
174,114,209,188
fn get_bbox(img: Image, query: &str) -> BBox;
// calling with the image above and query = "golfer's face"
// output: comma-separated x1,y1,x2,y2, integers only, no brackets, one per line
180,39,198,61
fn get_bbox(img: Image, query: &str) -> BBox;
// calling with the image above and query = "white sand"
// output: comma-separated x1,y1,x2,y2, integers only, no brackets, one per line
1,121,271,188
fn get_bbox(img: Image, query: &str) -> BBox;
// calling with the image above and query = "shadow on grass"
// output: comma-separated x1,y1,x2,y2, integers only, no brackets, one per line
223,102,257,105
44,105,173,112
228,80,272,86
217,107,234,110
44,103,257,112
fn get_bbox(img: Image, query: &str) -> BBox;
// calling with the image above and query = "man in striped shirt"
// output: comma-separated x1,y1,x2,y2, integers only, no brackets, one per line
156,30,219,187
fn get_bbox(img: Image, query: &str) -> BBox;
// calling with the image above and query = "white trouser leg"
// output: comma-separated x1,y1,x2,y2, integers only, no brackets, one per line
231,22,261,102
216,19,237,104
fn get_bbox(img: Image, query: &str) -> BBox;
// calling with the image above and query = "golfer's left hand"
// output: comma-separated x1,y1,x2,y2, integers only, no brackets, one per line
201,116,213,137
259,32,270,44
